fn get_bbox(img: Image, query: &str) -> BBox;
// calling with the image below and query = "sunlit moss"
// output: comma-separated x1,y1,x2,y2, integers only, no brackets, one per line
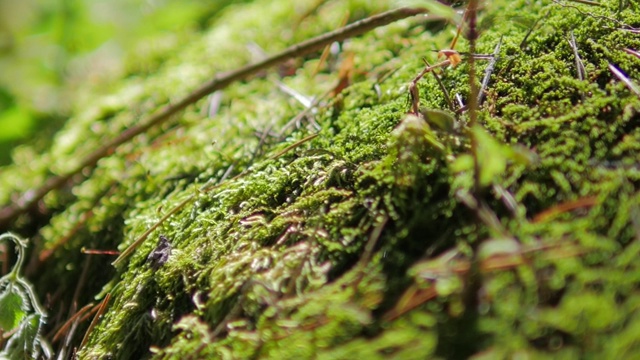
1,0,640,358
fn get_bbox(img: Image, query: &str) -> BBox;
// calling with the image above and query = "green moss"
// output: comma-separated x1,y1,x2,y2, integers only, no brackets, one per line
2,0,640,358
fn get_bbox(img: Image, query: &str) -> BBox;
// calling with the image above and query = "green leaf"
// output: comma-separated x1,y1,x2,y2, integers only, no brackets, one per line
450,153,474,173
394,114,446,153
478,237,521,261
1,313,45,359
420,108,457,133
0,233,49,357
472,125,508,187
0,288,27,332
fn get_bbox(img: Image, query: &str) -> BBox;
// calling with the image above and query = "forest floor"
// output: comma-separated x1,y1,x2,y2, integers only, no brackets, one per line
1,0,640,359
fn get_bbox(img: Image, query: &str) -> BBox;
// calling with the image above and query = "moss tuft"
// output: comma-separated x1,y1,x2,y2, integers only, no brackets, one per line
2,0,640,358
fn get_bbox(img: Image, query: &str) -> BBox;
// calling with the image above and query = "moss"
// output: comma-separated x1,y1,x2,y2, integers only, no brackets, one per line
1,0,640,358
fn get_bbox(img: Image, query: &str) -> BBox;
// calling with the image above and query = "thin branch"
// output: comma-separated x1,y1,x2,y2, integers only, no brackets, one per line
532,196,598,223
568,31,586,81
358,214,389,268
352,213,389,289
461,0,483,330
624,48,640,60
609,63,640,98
466,0,480,192
552,0,638,30
51,302,96,343
270,133,319,159
567,0,603,5
78,293,110,351
0,7,428,231
455,93,465,109
477,36,502,106
112,196,192,267
424,59,455,112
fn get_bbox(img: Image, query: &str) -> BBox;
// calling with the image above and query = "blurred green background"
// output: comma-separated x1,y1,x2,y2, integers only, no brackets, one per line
0,0,244,165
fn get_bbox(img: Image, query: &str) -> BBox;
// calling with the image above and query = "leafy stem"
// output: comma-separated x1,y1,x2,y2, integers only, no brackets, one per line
0,233,51,359
0,233,27,281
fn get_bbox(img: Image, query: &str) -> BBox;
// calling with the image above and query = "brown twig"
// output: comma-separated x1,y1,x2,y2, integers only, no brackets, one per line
270,133,320,159
112,195,192,267
51,302,96,343
79,293,110,351
447,5,469,53
532,196,598,223
0,7,428,232
383,239,585,322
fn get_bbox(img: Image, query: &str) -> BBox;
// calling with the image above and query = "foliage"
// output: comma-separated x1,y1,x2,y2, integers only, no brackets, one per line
0,233,50,359
0,0,639,358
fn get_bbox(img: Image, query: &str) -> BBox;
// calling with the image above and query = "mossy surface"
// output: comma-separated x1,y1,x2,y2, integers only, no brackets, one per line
2,0,640,358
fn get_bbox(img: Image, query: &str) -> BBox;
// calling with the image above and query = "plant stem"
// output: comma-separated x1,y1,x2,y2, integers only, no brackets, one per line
467,0,480,194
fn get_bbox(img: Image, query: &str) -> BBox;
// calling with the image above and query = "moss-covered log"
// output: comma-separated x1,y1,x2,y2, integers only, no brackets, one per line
1,0,640,358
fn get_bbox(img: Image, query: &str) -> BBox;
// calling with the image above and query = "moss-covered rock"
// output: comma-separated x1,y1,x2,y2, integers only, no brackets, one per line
1,0,640,358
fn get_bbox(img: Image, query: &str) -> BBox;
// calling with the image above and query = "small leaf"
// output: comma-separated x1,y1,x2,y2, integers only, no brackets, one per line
1,313,44,359
472,125,507,187
450,154,474,173
420,108,457,133
393,114,445,153
478,238,521,261
434,276,462,297
0,287,28,332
